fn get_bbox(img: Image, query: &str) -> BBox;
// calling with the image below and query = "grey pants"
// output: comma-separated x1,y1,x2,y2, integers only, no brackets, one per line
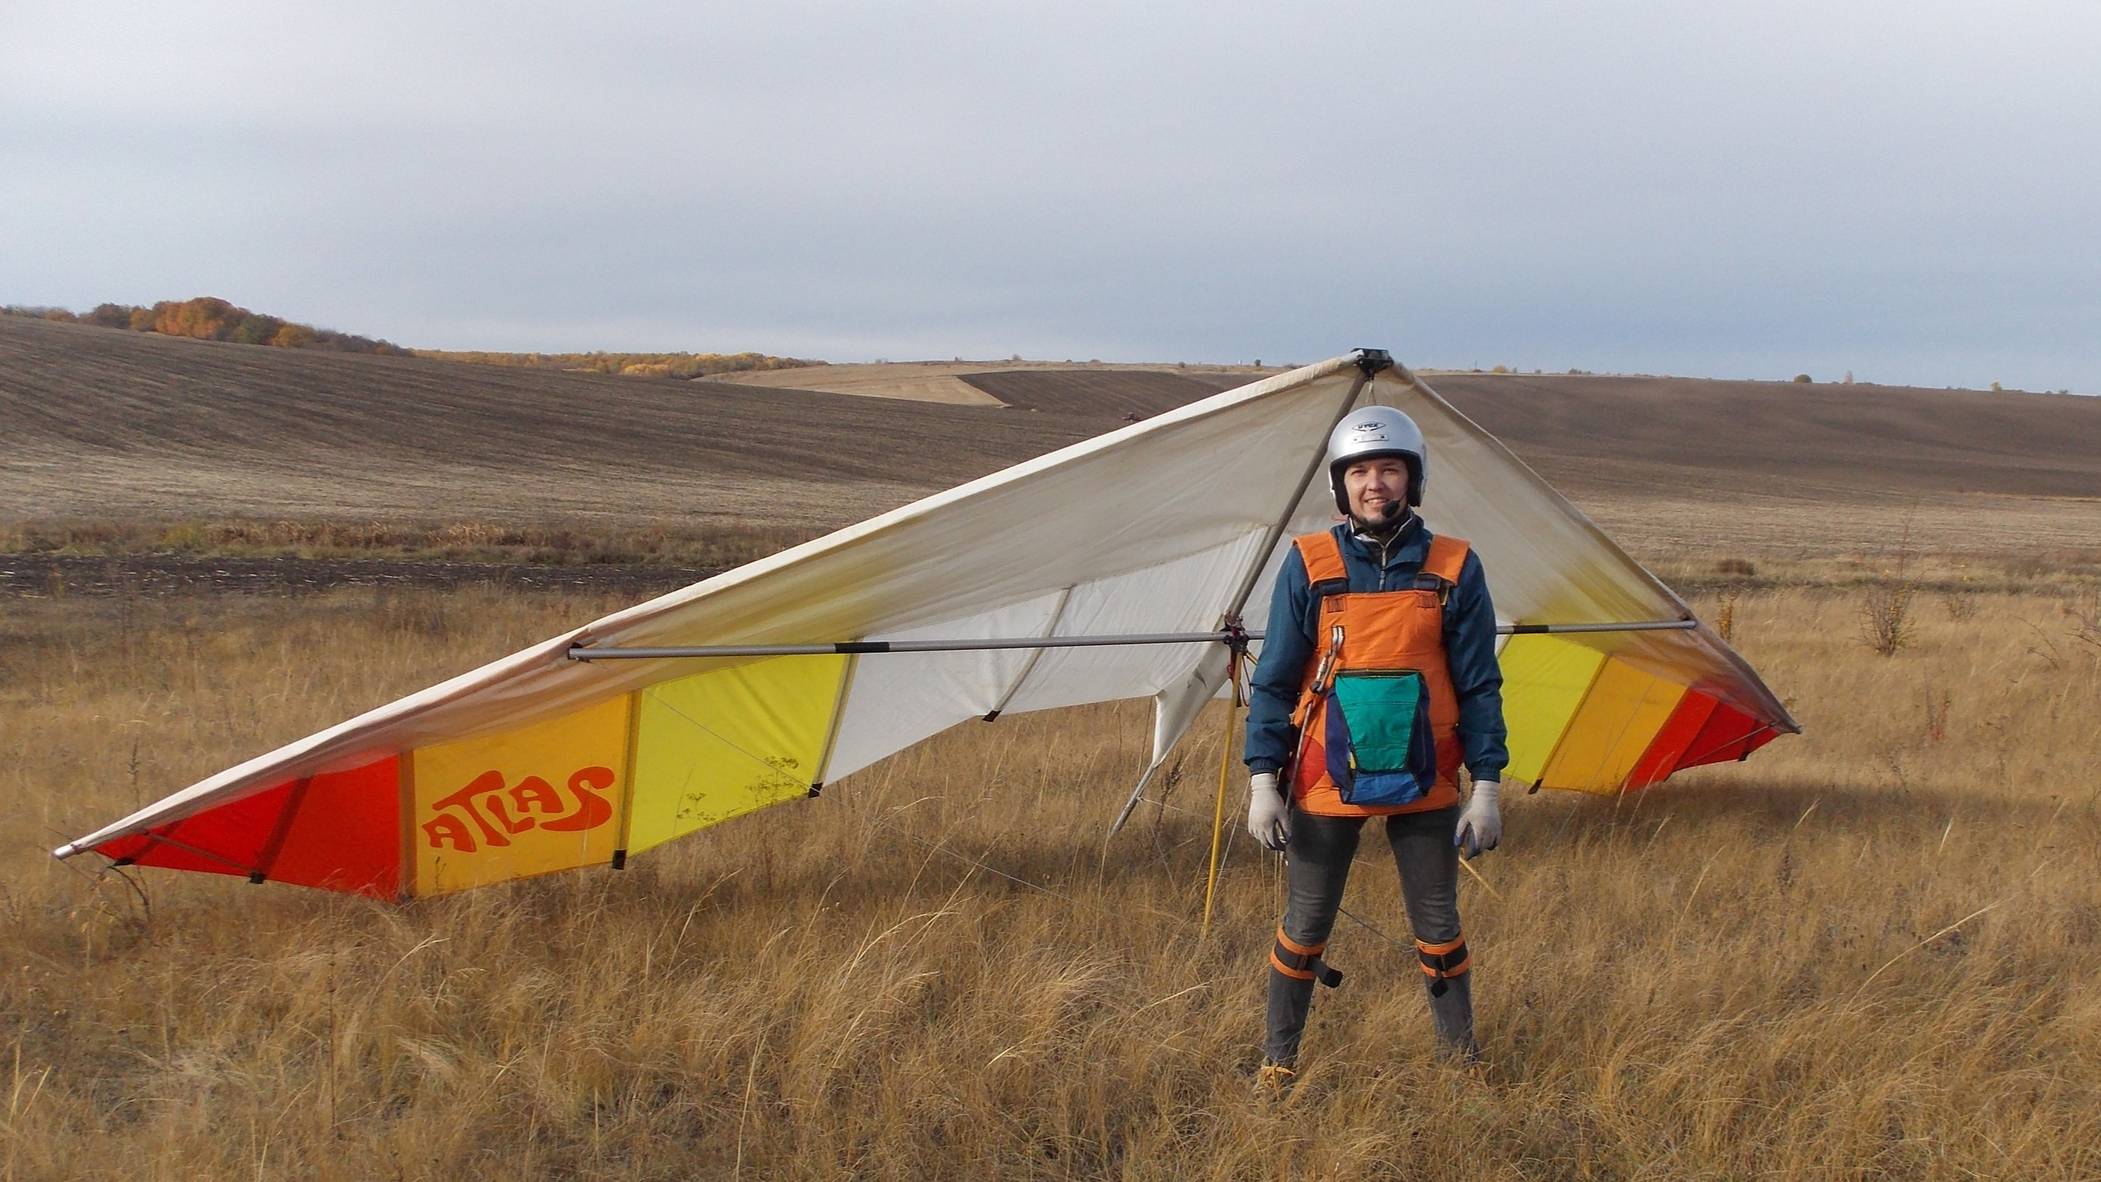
1264,803,1476,1065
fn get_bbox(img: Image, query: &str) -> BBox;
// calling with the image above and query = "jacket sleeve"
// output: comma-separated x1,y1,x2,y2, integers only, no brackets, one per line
1443,548,1510,782
1243,545,1313,773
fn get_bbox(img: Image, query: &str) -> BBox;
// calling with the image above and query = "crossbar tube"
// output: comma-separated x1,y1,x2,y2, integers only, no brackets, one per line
566,618,1696,661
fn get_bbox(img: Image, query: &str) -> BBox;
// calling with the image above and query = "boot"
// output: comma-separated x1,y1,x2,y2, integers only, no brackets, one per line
1253,1058,1298,1097
1425,971,1479,1063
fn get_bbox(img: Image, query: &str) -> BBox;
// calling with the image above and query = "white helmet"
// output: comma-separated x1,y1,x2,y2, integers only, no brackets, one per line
1326,405,1427,514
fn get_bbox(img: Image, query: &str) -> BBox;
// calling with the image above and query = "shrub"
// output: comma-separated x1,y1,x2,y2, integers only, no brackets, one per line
1792,374,1813,384
1861,583,1916,656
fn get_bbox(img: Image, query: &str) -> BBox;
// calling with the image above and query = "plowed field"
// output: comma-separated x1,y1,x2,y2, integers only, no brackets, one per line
958,369,1247,418
0,317,1096,530
5,315,2098,567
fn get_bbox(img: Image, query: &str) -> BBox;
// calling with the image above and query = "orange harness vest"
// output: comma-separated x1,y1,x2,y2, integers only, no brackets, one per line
1287,529,1472,817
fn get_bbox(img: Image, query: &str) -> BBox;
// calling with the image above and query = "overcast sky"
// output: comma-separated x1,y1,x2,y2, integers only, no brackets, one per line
5,2,2096,392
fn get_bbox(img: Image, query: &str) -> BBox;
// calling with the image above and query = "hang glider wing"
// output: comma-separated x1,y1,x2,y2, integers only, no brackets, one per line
53,352,1795,899
1392,370,1798,792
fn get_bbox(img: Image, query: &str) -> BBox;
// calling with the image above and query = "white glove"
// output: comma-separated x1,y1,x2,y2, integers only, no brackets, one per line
1247,771,1290,851
1455,779,1501,858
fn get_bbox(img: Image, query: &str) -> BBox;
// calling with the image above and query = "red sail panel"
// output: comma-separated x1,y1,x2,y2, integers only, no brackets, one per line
259,755,401,897
1624,692,1719,791
1671,700,1770,773
96,785,288,878
94,755,401,898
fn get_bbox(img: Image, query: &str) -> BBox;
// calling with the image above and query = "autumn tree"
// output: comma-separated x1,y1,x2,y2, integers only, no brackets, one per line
154,297,239,340
227,313,284,346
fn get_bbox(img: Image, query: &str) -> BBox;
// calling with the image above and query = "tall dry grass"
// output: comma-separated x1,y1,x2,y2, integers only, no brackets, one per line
4,577,2099,1180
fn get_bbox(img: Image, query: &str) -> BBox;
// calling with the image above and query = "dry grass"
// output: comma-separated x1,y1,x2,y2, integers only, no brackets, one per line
5,574,2101,1180
0,518,814,571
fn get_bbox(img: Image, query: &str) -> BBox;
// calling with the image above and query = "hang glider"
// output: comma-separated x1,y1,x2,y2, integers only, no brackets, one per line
54,351,1797,899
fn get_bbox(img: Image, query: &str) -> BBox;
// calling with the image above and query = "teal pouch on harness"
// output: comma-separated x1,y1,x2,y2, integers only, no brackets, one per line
1323,670,1438,807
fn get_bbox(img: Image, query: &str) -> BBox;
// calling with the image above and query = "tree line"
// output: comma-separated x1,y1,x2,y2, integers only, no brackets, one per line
2,297,407,354
3,298,820,377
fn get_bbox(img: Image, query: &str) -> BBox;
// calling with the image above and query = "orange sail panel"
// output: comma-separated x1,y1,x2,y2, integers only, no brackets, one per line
408,695,632,896
1538,661,1687,793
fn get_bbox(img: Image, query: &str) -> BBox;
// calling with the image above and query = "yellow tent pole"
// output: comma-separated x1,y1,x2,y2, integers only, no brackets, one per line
1200,657,1245,938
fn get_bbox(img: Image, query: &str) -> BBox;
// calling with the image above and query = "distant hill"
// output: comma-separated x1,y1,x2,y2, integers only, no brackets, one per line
0,315,1094,529
3,297,406,355
2,299,818,381
1428,371,2101,502
4,313,2097,564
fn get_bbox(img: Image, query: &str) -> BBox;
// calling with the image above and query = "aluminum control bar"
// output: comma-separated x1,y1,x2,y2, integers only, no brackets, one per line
566,618,1697,661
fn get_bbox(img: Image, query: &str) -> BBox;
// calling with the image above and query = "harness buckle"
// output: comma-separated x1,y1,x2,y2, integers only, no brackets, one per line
1308,623,1345,696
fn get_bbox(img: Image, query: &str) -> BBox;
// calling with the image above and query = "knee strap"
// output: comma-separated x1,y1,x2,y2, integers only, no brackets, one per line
1415,933,1470,995
1270,926,1344,989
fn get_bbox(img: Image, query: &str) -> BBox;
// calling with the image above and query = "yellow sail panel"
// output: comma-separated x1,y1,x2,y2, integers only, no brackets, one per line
408,695,632,896
1541,661,1687,793
1497,634,1606,785
625,655,849,855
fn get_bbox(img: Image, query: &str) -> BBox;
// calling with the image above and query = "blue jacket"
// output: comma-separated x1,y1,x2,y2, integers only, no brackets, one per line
1243,515,1509,782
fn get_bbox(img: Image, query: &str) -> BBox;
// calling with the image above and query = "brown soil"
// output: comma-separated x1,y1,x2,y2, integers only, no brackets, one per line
1,552,715,598
957,369,1246,418
6,315,2098,571
709,359,1274,404
0,316,1099,531
1427,372,2101,502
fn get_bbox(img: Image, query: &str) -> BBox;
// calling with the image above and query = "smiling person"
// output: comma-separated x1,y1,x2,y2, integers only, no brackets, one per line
1243,405,1509,1089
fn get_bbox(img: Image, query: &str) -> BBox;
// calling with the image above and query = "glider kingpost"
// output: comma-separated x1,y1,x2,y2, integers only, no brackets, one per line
55,350,1797,899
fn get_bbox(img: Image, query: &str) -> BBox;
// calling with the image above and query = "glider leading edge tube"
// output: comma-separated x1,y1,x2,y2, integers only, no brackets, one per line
565,619,1699,661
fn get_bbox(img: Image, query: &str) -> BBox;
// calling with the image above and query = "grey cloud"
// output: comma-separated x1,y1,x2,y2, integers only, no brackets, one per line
3,1,2097,391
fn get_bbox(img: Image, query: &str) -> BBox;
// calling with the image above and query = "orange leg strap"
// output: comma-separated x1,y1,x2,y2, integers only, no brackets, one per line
1415,934,1472,979
1271,926,1344,989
